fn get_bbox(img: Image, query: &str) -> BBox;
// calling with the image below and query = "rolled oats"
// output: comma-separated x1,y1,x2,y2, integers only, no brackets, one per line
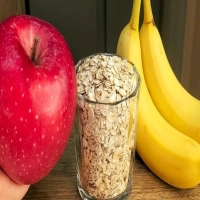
76,54,140,199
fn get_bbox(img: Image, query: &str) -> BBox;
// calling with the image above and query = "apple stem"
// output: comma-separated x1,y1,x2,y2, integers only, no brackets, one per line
31,36,39,65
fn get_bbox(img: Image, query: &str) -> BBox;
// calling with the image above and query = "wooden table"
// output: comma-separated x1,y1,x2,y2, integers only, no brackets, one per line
23,131,200,200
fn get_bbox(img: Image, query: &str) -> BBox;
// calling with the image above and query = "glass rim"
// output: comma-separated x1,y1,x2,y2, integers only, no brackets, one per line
76,53,141,105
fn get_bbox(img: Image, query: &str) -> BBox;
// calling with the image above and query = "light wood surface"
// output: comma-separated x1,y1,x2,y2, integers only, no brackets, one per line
23,130,200,200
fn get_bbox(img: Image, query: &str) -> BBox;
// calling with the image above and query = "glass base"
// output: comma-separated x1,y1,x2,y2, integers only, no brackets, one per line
77,174,132,200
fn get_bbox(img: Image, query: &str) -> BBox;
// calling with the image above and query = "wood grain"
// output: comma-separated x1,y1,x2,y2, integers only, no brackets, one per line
160,0,186,80
23,129,200,200
181,0,200,100
0,0,25,22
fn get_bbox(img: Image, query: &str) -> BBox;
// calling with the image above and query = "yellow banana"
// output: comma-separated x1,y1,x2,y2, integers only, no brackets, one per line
140,0,200,143
117,0,200,188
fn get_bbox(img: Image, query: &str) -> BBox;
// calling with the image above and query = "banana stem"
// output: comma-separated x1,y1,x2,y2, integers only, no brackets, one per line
129,0,141,31
143,0,154,23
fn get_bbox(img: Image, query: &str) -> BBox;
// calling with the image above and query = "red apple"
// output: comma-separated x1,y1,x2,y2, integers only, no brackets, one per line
0,15,76,184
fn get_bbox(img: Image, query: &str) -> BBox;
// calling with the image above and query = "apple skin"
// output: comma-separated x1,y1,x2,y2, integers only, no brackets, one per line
0,15,77,184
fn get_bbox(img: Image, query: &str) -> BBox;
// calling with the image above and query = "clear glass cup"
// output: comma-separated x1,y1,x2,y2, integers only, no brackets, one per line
74,53,141,200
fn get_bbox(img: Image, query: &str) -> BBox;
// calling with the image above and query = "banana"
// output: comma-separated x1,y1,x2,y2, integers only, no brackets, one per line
140,0,200,143
116,0,200,188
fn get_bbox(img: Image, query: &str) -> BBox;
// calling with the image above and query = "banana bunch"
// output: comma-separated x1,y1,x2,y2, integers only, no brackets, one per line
116,0,200,189
140,0,200,143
